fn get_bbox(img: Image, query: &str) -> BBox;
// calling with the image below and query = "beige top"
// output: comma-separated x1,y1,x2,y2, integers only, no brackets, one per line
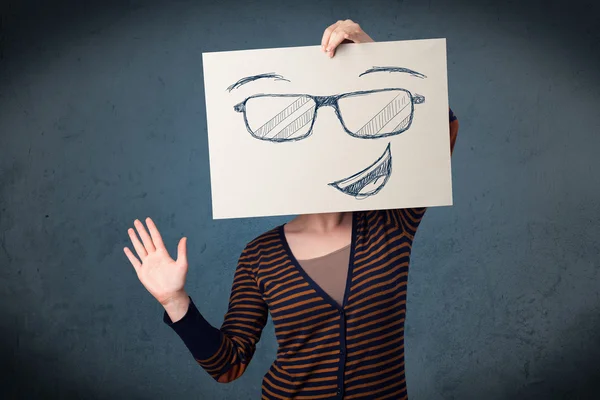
297,245,351,307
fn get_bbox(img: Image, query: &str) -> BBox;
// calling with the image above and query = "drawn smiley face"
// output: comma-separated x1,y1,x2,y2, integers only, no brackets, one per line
228,67,427,199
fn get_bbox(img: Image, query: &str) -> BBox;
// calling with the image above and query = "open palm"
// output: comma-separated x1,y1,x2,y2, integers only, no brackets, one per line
124,217,188,305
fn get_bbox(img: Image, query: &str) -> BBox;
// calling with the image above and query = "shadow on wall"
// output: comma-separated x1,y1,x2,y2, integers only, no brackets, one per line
465,310,600,399
510,310,600,399
0,332,144,399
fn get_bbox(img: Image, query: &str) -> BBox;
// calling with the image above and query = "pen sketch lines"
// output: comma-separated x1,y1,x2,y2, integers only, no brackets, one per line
253,97,315,140
234,88,425,142
359,66,427,79
354,92,411,137
329,143,392,199
271,105,316,141
227,73,290,92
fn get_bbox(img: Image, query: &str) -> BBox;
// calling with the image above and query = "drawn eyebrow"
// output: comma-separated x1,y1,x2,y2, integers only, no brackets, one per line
226,73,291,92
359,66,427,79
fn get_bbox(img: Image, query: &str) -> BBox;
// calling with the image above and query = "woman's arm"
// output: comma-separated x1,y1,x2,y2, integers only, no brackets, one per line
386,111,459,238
124,218,268,383
450,108,459,155
163,255,268,383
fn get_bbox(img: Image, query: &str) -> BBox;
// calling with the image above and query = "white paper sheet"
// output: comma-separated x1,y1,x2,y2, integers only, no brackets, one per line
202,39,452,219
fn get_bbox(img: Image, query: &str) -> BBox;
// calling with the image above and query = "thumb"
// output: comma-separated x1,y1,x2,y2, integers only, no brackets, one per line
176,237,188,266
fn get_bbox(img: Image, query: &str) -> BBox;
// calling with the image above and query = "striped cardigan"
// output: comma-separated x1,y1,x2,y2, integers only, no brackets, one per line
165,109,457,399
165,209,426,399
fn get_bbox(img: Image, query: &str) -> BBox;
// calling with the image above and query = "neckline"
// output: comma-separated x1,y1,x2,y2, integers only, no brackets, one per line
296,243,351,262
279,212,358,312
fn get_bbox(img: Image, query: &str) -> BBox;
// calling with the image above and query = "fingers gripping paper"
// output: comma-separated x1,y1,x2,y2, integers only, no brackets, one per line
202,39,452,219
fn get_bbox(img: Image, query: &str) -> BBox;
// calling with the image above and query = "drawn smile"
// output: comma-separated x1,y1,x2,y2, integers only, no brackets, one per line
329,143,392,199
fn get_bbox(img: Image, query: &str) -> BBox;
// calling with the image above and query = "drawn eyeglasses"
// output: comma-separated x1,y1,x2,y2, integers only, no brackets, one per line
233,88,425,142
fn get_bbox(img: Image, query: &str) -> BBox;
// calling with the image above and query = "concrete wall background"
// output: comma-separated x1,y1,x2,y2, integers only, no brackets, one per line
1,0,599,398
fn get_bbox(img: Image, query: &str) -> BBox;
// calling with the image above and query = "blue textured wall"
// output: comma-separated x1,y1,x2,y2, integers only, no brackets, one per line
1,0,599,398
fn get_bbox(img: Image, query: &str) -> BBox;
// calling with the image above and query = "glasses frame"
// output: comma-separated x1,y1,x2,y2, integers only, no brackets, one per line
233,88,425,142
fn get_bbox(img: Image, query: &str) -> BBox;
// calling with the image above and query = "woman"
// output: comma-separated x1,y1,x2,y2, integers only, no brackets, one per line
124,20,459,400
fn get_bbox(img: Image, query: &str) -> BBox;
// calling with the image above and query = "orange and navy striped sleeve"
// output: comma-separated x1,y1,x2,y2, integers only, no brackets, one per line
163,249,268,383
386,108,459,238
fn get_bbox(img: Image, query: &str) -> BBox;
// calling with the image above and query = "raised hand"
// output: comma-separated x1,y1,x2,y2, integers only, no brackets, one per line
124,217,188,307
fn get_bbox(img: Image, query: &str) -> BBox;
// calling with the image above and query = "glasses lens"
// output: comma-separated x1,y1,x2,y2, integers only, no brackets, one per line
244,95,316,141
338,90,413,138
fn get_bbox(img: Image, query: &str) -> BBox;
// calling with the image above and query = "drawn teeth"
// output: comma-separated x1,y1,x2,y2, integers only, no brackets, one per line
329,143,392,199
